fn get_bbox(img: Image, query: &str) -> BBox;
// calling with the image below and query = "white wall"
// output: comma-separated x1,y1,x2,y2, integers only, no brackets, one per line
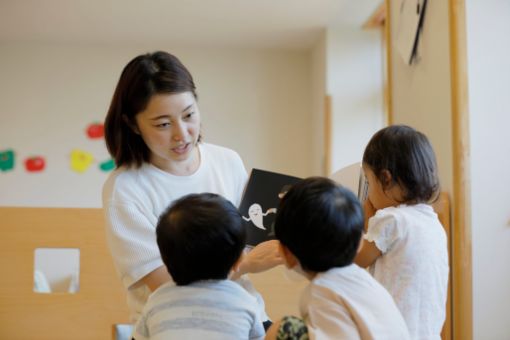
310,31,327,175
389,0,454,194
0,43,313,207
466,1,510,338
326,26,384,174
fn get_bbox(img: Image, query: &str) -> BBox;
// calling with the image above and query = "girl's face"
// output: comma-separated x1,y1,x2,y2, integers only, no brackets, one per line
134,92,201,175
362,164,402,210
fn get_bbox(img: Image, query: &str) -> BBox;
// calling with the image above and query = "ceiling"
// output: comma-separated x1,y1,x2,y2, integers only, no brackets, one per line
0,0,380,49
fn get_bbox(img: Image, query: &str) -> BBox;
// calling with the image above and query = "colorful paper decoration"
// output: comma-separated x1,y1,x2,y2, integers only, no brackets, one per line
25,156,46,172
70,149,94,173
86,122,104,139
99,158,115,172
0,149,15,172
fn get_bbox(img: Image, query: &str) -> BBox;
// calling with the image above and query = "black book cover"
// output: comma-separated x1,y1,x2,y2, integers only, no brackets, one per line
239,169,301,248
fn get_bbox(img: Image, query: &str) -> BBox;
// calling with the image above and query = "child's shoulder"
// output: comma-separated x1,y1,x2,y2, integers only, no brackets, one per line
305,265,397,310
309,265,374,295
370,203,436,230
373,203,435,223
146,280,255,307
370,206,401,227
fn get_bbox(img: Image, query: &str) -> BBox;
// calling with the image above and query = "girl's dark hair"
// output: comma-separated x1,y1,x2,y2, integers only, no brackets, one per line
156,193,246,285
274,177,364,272
104,51,198,168
362,124,440,204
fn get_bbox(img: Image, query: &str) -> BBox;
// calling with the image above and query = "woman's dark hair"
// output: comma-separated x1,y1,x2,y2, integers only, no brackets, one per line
274,177,364,272
363,124,440,204
156,193,246,286
104,51,198,168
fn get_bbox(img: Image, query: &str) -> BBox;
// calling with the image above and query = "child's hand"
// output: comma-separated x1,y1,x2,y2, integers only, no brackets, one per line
231,240,284,280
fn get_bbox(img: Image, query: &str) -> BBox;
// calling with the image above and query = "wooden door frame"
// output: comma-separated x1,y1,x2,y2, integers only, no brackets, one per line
448,0,472,339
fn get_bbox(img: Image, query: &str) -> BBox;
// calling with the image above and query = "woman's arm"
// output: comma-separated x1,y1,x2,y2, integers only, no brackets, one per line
139,266,172,292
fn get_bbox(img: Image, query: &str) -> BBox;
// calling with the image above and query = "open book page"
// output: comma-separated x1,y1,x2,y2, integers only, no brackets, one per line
239,168,301,248
329,162,368,202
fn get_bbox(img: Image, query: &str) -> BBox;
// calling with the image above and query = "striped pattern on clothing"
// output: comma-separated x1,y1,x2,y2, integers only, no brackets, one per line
133,280,265,340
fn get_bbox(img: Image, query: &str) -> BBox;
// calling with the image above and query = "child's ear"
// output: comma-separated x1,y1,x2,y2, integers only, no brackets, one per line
123,115,140,135
380,169,393,188
279,243,298,269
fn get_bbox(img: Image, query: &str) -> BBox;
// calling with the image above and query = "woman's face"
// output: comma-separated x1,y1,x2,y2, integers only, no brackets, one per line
134,92,201,174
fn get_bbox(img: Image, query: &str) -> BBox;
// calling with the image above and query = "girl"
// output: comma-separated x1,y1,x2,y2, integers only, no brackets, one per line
355,125,449,340
102,51,281,326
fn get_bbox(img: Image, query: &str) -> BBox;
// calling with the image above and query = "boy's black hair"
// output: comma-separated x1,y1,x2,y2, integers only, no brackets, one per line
156,193,246,285
274,177,364,272
362,124,440,203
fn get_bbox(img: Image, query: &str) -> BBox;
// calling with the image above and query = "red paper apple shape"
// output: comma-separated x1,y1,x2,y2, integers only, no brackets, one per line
86,122,104,139
25,156,45,172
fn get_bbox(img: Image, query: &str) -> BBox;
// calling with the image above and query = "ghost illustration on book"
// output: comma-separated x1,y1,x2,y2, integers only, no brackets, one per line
242,204,276,230
243,185,292,233
240,169,301,247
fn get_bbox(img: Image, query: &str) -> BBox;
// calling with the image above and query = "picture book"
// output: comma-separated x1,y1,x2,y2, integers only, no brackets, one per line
239,168,301,248
240,164,367,248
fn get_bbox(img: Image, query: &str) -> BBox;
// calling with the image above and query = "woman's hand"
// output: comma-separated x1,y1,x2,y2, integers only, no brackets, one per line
231,240,284,280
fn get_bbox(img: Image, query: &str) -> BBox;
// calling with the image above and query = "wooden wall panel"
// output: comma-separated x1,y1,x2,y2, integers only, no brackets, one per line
0,207,130,340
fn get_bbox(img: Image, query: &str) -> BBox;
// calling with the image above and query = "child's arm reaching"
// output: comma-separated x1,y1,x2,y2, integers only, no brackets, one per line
354,239,381,268
355,199,381,268
230,240,284,280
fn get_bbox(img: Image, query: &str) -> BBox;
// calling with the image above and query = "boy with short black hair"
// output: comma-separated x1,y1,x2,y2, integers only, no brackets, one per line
266,177,410,340
132,193,264,340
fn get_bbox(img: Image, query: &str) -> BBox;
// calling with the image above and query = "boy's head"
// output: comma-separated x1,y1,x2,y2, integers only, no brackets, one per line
156,193,246,285
274,177,364,273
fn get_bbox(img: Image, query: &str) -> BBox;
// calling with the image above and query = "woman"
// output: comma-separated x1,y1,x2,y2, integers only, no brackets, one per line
103,51,281,325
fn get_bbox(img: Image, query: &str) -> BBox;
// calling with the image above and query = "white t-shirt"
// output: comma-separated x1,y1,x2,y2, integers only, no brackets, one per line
102,143,265,322
300,264,410,340
365,204,449,340
133,280,265,340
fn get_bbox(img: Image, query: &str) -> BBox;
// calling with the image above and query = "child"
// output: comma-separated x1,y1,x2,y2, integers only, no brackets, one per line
355,125,449,339
266,177,410,340
132,193,265,340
